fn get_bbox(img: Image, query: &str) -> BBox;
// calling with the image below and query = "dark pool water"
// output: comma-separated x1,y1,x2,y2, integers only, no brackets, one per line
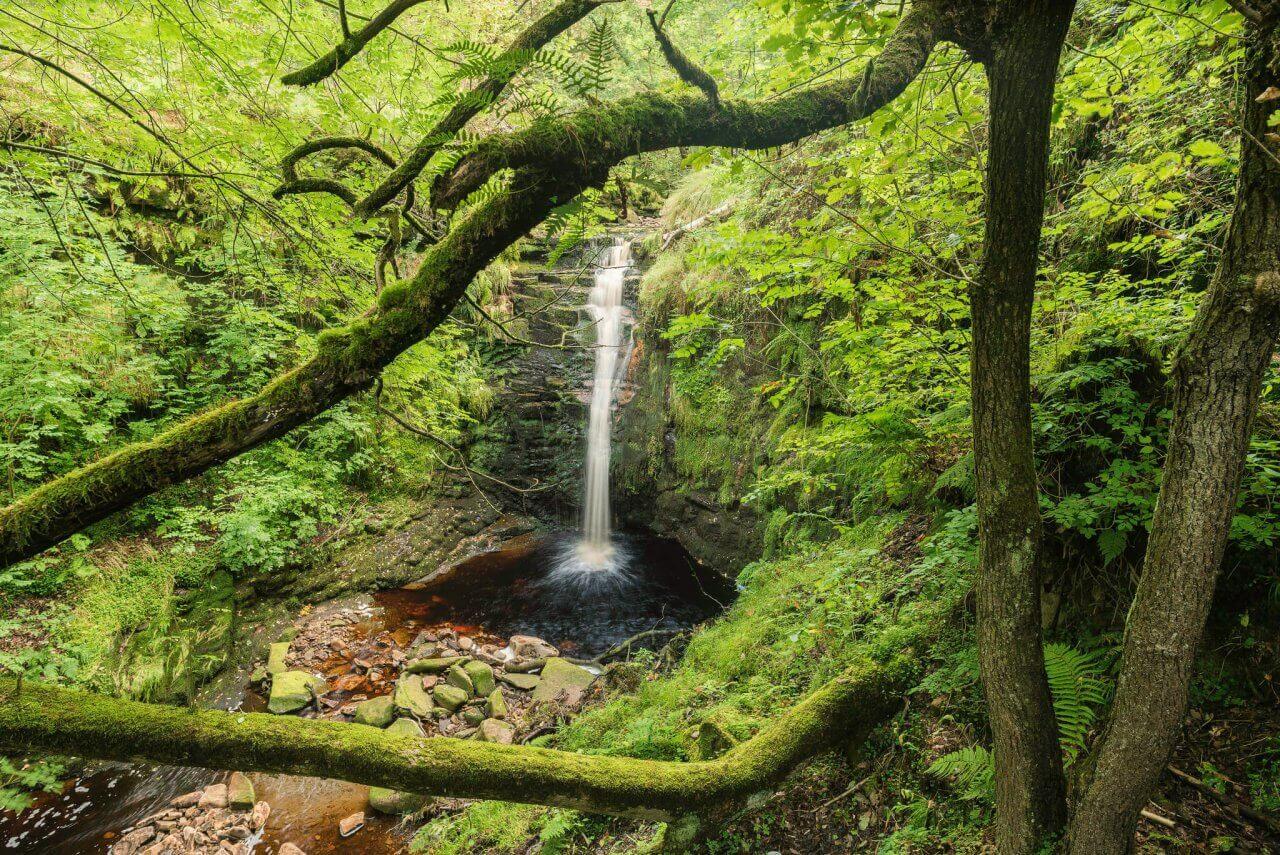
0,532,728,853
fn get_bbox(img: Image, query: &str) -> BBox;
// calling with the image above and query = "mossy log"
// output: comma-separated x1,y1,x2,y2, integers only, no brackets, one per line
0,3,948,567
0,655,909,820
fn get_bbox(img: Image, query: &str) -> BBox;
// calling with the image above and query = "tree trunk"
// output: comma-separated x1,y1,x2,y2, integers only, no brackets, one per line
970,3,1076,851
1068,20,1280,855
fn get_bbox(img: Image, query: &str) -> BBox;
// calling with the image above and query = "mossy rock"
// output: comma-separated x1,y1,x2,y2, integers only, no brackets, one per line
404,656,466,675
463,660,496,696
266,642,290,675
227,772,255,810
432,684,469,713
393,676,434,718
486,689,508,720
386,717,424,737
498,672,540,692
353,695,395,728
477,718,515,744
368,786,428,815
445,664,475,695
268,671,326,714
531,658,594,704
462,707,486,726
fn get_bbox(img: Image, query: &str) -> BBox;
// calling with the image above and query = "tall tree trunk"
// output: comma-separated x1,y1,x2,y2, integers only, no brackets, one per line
970,3,1076,851
1068,19,1280,855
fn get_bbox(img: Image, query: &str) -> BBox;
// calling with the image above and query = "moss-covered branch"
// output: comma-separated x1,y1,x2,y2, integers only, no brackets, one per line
353,0,620,218
282,0,435,87
432,0,946,209
647,10,720,109
0,3,946,567
0,655,909,820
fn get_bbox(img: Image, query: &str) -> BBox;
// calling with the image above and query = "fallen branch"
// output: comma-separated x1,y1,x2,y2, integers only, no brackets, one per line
1166,765,1280,837
661,199,735,249
0,653,911,821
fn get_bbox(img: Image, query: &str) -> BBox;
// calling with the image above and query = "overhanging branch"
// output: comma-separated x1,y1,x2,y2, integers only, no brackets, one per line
0,2,946,567
282,0,435,86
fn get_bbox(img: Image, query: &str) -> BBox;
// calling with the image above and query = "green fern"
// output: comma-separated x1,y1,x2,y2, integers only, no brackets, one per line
927,745,994,802
927,643,1110,802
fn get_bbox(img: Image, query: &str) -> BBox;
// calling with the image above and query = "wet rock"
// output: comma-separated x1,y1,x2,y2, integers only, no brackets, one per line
222,824,251,840
279,844,306,855
268,671,327,714
250,801,271,829
432,683,468,713
368,786,429,815
477,718,516,744
510,635,558,659
505,657,545,674
393,674,434,717
403,656,465,674
171,791,202,809
387,717,425,737
445,663,475,695
531,658,595,705
486,689,509,720
198,783,228,809
463,660,496,696
457,636,475,652
249,666,268,686
338,811,365,837
114,826,155,854
353,694,395,727
498,672,541,691
266,641,291,674
226,772,255,810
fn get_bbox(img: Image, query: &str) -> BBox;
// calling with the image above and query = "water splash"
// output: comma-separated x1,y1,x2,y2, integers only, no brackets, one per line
562,238,633,581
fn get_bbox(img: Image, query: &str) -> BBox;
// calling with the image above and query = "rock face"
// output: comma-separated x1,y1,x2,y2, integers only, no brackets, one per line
268,671,327,714
353,694,395,727
393,675,434,718
532,658,595,705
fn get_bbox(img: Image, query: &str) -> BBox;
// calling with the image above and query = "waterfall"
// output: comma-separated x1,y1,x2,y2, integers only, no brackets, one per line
561,238,633,577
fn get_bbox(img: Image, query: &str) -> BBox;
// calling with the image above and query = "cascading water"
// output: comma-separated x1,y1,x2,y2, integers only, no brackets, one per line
550,238,635,584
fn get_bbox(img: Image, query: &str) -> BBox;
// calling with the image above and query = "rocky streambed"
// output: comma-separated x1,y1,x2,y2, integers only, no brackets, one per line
1,532,729,854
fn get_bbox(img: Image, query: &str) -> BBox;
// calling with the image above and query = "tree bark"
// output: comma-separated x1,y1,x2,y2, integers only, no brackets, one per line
970,2,1076,852
1068,20,1280,855
0,3,949,568
0,653,909,824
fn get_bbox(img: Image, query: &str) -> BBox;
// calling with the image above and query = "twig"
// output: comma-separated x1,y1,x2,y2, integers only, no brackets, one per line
1140,807,1176,829
811,776,868,813
1167,765,1280,837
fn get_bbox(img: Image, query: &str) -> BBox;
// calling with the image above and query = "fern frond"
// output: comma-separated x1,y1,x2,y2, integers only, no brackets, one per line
1044,642,1109,762
927,745,994,803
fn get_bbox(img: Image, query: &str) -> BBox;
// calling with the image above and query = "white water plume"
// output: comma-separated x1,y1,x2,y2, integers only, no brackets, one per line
555,238,634,581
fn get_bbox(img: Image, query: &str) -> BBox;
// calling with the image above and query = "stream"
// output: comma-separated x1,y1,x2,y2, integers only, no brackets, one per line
0,532,728,854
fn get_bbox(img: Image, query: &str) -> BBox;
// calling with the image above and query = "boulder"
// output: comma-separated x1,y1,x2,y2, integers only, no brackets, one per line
462,660,496,696
265,641,290,675
531,658,595,705
268,671,327,714
486,689,508,720
170,791,202,809
386,717,425,737
510,635,558,659
198,783,228,809
432,683,469,713
353,695,395,727
393,675,434,718
403,656,466,675
477,718,516,745
445,663,475,695
226,772,254,810
368,786,429,815
498,672,540,692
